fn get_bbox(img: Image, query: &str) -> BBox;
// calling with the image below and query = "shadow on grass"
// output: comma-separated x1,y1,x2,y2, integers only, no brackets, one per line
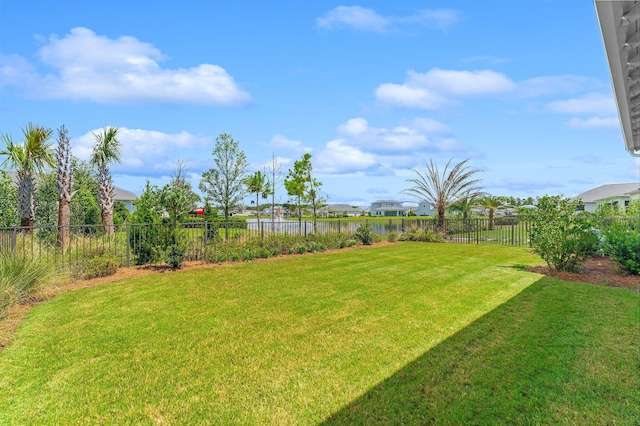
322,277,640,425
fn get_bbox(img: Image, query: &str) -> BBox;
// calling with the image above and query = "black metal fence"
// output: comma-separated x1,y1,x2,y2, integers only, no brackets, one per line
0,217,636,269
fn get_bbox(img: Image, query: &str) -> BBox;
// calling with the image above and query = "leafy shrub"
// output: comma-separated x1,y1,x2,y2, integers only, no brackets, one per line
387,232,398,243
129,224,158,265
524,195,599,272
129,224,189,267
354,224,374,245
78,252,120,279
153,227,189,268
399,225,445,242
602,223,640,275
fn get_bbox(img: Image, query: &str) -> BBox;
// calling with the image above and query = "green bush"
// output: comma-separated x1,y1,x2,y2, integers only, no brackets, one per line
399,225,445,242
354,224,374,245
78,252,120,279
0,251,58,319
129,224,161,265
153,227,189,268
387,232,398,243
603,223,640,275
129,225,189,267
524,195,599,272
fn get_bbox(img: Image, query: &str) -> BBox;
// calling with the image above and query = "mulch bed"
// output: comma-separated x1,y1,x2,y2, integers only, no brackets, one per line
527,255,640,291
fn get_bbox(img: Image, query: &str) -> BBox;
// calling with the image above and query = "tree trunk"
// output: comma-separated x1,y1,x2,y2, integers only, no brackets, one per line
489,209,494,231
102,211,114,234
57,199,71,248
438,207,446,234
256,193,260,228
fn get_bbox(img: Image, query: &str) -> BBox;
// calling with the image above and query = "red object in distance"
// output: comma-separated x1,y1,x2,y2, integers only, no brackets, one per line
195,208,204,216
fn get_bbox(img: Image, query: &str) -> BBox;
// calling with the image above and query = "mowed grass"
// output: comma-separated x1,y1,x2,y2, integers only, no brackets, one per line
0,244,637,424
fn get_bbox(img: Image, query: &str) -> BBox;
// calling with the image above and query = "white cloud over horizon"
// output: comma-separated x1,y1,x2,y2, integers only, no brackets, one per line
74,127,214,176
0,27,251,105
313,117,463,176
375,68,516,109
375,69,608,110
316,6,461,32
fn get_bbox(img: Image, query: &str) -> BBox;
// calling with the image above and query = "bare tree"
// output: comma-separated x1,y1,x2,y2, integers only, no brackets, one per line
266,153,283,230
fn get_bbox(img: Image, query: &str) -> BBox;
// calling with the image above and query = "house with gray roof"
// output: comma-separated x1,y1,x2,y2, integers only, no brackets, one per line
370,200,409,217
574,183,640,212
319,204,364,217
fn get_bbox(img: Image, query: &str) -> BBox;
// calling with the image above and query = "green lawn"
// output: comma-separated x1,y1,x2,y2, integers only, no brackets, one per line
0,244,637,424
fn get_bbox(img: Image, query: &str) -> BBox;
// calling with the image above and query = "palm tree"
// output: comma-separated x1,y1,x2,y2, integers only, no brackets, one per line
90,127,122,234
245,171,271,228
449,193,480,219
0,123,54,229
404,158,482,233
480,195,503,230
56,125,74,247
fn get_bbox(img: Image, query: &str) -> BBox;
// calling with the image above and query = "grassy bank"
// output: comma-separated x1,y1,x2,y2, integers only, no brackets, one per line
0,244,637,424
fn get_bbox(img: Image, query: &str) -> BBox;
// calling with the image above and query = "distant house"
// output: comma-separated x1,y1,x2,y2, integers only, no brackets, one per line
415,201,435,216
114,187,137,212
319,204,364,217
574,183,640,213
370,200,408,217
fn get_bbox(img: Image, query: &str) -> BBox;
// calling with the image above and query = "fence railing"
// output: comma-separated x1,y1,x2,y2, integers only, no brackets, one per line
1,216,637,269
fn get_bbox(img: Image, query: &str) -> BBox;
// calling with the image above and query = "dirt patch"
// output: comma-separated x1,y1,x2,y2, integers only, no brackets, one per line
528,255,639,291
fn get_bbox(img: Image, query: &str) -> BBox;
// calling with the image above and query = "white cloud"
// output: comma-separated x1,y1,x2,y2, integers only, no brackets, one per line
397,9,462,30
317,6,389,32
375,68,516,109
315,139,386,175
311,117,461,176
268,134,311,154
547,93,616,116
565,117,620,129
317,7,461,32
2,27,251,105
74,127,214,176
336,117,437,153
518,76,604,98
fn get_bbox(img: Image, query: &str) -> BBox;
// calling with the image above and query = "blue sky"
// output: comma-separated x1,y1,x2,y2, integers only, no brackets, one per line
1,0,638,207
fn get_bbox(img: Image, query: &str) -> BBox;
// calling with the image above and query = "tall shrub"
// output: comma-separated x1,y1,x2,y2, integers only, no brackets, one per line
602,222,640,275
525,195,599,272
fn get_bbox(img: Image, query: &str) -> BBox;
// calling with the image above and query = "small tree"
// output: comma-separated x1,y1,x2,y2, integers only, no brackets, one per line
131,180,162,224
0,123,55,229
404,158,482,234
199,134,248,230
160,161,200,228
525,195,599,272
284,153,324,230
244,170,271,228
90,127,122,234
480,195,503,230
266,153,283,230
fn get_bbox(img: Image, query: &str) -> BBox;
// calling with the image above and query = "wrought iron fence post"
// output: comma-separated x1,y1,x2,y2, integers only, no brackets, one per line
11,227,16,254
125,222,131,267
